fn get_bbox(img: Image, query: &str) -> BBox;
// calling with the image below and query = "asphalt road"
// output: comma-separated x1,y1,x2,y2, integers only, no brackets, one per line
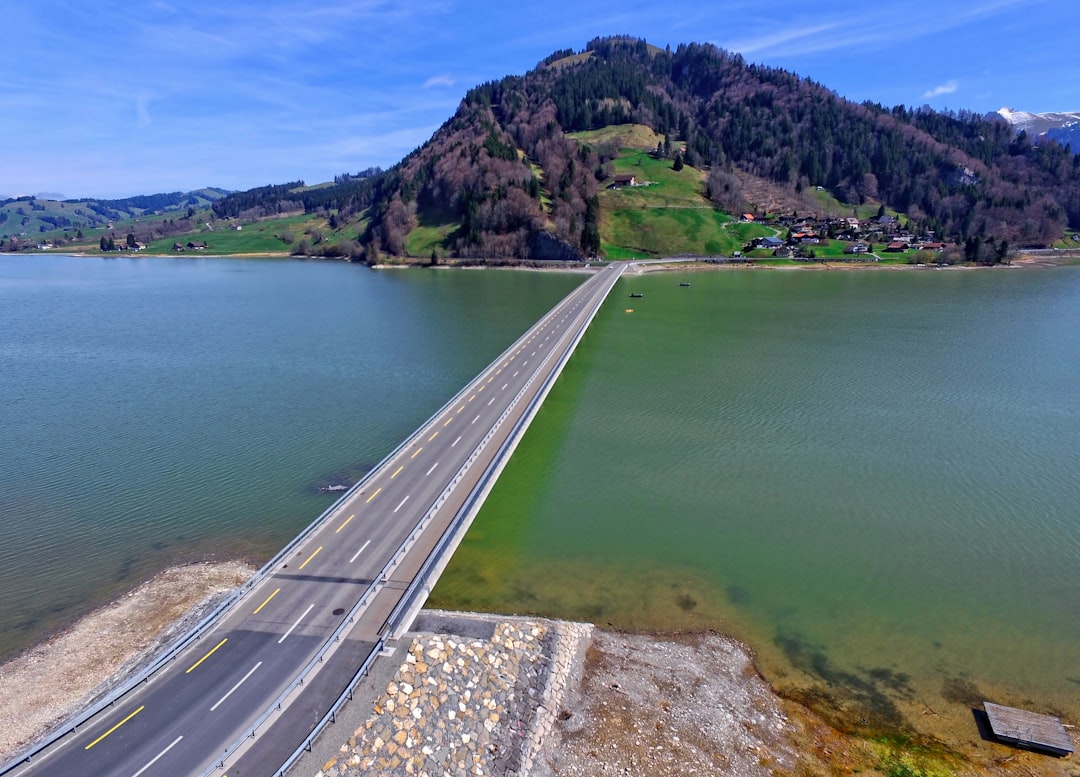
10,262,624,777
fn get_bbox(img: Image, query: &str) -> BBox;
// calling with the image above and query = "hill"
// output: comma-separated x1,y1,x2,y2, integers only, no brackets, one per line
0,188,229,246
15,37,1080,261
213,36,1080,263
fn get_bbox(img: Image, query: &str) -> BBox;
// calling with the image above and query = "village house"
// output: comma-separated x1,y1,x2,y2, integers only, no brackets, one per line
610,174,637,189
845,242,869,254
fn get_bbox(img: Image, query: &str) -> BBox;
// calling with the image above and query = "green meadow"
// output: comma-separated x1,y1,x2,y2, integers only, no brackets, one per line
598,150,770,258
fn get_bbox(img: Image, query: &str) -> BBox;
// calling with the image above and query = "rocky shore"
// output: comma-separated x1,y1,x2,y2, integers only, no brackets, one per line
2,563,1074,777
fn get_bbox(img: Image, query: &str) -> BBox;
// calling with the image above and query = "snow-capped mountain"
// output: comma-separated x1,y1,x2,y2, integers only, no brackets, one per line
995,107,1080,136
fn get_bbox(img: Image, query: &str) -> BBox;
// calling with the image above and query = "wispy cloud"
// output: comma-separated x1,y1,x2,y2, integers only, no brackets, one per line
723,21,844,57
923,80,959,98
423,75,456,89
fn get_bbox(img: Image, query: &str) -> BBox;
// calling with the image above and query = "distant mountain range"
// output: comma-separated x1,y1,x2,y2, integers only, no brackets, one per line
995,107,1080,148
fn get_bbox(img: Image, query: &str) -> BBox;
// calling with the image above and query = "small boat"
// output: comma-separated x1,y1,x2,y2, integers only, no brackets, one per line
318,484,350,493
629,292,643,298
679,282,691,287
625,308,634,313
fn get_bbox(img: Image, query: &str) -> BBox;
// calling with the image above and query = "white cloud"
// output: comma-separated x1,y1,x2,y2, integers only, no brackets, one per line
923,80,959,98
423,74,456,89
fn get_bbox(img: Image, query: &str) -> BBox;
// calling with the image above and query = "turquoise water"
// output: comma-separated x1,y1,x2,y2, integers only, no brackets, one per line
0,255,580,658
436,266,1080,737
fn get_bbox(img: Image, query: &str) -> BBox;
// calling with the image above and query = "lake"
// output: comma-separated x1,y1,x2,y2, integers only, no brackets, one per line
2,255,1077,745
432,265,1080,741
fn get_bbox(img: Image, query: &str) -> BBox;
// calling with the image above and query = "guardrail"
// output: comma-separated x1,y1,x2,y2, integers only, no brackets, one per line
1,266,619,777
256,264,622,777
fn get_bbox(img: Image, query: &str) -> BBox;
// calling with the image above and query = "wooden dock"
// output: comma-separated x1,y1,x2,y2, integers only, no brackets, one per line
984,701,1074,756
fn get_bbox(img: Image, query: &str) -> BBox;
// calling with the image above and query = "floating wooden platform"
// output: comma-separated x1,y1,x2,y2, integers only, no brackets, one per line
984,701,1074,756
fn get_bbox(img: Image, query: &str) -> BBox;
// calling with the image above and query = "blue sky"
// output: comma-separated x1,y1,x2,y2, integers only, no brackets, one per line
4,0,1078,200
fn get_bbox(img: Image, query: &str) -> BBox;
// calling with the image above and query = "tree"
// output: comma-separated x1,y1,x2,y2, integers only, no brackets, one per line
673,153,684,172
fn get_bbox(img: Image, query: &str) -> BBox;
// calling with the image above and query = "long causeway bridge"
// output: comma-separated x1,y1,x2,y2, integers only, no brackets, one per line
2,262,625,777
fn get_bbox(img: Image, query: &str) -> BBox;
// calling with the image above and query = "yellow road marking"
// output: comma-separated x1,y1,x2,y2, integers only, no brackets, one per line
496,368,502,375
336,514,354,533
428,431,438,441
410,447,423,459
253,588,280,615
468,394,476,402
186,638,228,674
487,377,493,383
299,546,323,570
85,705,144,750
391,465,404,479
478,385,485,392
366,487,382,503
443,418,452,426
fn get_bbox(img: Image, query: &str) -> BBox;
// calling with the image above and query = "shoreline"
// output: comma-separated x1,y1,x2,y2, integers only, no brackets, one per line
2,561,1073,776
36,249,1080,270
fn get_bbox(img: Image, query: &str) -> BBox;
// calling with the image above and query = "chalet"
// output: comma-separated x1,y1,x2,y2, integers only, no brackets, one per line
772,246,795,259
845,242,869,254
755,236,785,249
740,213,755,222
846,217,861,228
231,223,243,231
922,242,946,251
173,242,185,252
885,241,909,252
610,174,637,188
186,241,207,250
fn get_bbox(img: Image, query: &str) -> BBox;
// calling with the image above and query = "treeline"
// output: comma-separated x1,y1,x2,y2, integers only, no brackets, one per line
211,173,382,225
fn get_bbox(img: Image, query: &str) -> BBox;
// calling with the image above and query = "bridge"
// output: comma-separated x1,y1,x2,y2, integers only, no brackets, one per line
3,262,625,777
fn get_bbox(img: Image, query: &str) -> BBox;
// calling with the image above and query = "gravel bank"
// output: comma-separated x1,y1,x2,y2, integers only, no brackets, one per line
0,560,253,760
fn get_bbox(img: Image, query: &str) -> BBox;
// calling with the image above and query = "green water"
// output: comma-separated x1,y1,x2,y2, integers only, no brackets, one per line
434,267,1080,738
0,255,581,659
4,256,1077,743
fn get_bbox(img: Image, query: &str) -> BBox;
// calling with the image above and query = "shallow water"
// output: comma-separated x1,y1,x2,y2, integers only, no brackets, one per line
433,266,1080,738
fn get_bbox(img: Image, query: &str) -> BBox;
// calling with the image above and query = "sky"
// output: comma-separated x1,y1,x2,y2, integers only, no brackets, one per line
4,0,1079,200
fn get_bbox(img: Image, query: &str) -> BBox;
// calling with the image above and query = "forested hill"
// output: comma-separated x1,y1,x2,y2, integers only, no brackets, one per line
216,36,1080,261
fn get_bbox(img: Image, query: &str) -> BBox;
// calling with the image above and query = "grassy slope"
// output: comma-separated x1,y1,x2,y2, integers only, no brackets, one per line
597,150,771,258
142,213,323,254
1,191,224,240
567,124,664,151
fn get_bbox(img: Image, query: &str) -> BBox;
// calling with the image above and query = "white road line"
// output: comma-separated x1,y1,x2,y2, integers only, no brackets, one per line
278,604,315,644
452,435,462,448
488,397,495,406
394,495,410,513
472,414,480,424
130,736,183,777
523,360,529,366
425,462,438,476
513,371,519,377
349,539,371,563
501,383,508,390
210,662,262,712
